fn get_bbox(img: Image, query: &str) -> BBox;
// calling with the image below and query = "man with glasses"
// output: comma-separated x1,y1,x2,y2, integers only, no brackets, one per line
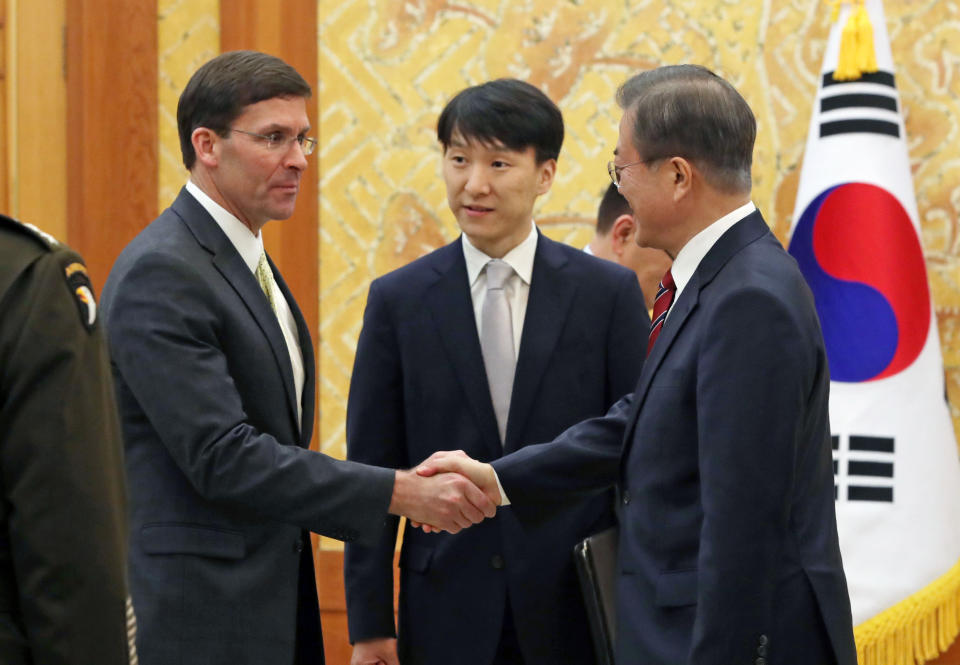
100,50,495,665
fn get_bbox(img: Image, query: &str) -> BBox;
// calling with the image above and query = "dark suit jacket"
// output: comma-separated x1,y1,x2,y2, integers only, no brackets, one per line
100,188,396,665
0,218,131,665
494,212,857,665
344,233,649,665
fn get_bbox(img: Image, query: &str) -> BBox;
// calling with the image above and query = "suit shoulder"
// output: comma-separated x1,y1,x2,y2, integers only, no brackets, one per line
0,217,99,330
541,235,637,283
369,240,460,291
0,215,87,286
0,214,63,260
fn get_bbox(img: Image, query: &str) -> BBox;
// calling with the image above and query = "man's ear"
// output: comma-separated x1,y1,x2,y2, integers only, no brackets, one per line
668,156,693,201
536,158,557,195
192,127,220,168
610,213,636,256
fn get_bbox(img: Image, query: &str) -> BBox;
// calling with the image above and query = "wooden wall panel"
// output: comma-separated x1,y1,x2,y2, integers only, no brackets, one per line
65,0,157,291
0,1,8,215
12,0,66,240
317,550,400,664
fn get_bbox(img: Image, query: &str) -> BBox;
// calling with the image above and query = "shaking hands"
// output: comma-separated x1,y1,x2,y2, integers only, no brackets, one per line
388,451,500,534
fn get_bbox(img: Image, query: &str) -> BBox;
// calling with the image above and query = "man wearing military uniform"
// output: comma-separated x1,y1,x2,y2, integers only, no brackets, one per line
0,214,136,664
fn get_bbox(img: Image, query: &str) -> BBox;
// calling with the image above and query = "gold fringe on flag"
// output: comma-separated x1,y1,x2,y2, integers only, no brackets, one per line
854,556,960,665
831,0,880,81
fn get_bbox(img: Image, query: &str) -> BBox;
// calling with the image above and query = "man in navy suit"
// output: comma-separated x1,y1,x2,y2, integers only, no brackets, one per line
586,182,672,311
100,51,494,665
343,79,649,665
420,66,857,665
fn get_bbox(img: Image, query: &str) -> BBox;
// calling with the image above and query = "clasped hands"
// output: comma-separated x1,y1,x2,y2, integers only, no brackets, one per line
389,451,499,534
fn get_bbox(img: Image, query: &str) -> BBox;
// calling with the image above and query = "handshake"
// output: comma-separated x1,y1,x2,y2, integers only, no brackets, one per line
388,451,502,534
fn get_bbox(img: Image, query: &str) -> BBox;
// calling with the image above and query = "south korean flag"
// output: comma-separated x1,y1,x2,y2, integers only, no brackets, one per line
787,1,960,662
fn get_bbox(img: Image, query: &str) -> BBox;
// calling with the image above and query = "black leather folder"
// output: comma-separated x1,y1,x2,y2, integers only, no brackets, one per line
573,526,618,665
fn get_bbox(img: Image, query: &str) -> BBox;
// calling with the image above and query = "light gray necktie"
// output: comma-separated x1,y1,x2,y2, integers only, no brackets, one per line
480,259,516,444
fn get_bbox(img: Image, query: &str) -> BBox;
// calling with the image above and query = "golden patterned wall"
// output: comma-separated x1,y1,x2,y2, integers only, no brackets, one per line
158,0,219,209
317,0,960,460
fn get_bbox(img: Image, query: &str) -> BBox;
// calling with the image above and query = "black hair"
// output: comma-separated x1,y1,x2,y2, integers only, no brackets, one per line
597,182,632,235
437,78,564,164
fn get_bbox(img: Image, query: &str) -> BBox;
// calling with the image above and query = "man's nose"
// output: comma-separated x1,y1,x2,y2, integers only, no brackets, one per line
285,139,308,170
464,166,490,195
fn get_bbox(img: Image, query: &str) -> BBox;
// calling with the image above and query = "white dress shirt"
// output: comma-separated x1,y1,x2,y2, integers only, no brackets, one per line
462,222,538,361
185,180,306,429
668,201,757,315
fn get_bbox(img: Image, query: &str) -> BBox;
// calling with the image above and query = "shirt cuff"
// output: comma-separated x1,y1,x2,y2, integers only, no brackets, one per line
493,468,511,506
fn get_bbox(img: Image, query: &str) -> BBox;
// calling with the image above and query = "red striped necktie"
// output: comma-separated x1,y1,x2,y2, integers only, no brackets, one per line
647,269,676,357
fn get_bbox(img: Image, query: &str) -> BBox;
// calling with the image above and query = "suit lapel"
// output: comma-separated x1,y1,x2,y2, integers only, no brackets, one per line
272,260,314,446
505,234,576,451
172,189,301,432
426,240,504,458
620,210,772,453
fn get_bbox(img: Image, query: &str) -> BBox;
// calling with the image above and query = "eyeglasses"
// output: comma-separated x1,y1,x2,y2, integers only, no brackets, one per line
228,128,317,156
607,159,645,187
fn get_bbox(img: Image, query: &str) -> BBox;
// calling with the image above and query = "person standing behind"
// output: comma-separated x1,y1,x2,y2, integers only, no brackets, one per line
419,65,857,665
0,215,135,665
100,51,493,665
344,79,649,665
586,182,672,311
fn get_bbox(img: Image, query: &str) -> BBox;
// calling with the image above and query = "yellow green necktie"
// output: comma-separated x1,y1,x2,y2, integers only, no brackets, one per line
256,252,278,314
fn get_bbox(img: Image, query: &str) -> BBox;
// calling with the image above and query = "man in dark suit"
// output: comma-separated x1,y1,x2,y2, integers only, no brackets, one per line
419,65,857,665
0,216,135,665
586,182,672,311
100,51,494,665
343,79,648,665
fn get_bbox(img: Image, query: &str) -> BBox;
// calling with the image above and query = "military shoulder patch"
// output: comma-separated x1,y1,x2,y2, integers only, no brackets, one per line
64,261,97,330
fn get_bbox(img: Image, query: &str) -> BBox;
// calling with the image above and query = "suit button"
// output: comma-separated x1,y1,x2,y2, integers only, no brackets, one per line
622,491,631,505
757,645,767,657
490,554,505,570
294,539,304,553
755,659,766,665
758,634,769,646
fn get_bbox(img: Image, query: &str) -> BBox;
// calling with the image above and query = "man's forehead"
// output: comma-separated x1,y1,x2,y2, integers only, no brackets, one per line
236,96,309,123
447,132,521,154
615,113,638,157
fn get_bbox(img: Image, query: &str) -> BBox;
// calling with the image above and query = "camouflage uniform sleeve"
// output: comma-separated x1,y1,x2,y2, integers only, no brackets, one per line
0,247,136,665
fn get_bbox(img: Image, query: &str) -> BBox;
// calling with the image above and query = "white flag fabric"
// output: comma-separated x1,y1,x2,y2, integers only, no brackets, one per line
787,1,960,663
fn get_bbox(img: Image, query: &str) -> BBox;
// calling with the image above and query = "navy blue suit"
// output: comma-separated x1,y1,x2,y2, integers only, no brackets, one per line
100,189,396,665
344,232,649,665
494,212,857,665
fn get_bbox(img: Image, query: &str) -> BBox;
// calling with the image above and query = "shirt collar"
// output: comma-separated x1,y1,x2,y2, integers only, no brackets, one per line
185,180,264,273
670,201,756,297
462,221,538,287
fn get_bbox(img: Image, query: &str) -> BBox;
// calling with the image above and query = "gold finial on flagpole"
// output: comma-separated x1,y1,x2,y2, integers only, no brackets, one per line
832,0,879,81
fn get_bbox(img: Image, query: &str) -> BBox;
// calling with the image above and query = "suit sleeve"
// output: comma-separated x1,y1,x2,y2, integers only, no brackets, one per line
342,281,405,642
0,251,132,665
605,270,649,402
493,393,631,522
493,269,645,521
689,287,814,664
104,252,395,545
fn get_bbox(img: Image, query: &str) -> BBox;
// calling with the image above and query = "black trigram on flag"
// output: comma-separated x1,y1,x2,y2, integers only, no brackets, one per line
819,71,899,139
832,434,895,502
